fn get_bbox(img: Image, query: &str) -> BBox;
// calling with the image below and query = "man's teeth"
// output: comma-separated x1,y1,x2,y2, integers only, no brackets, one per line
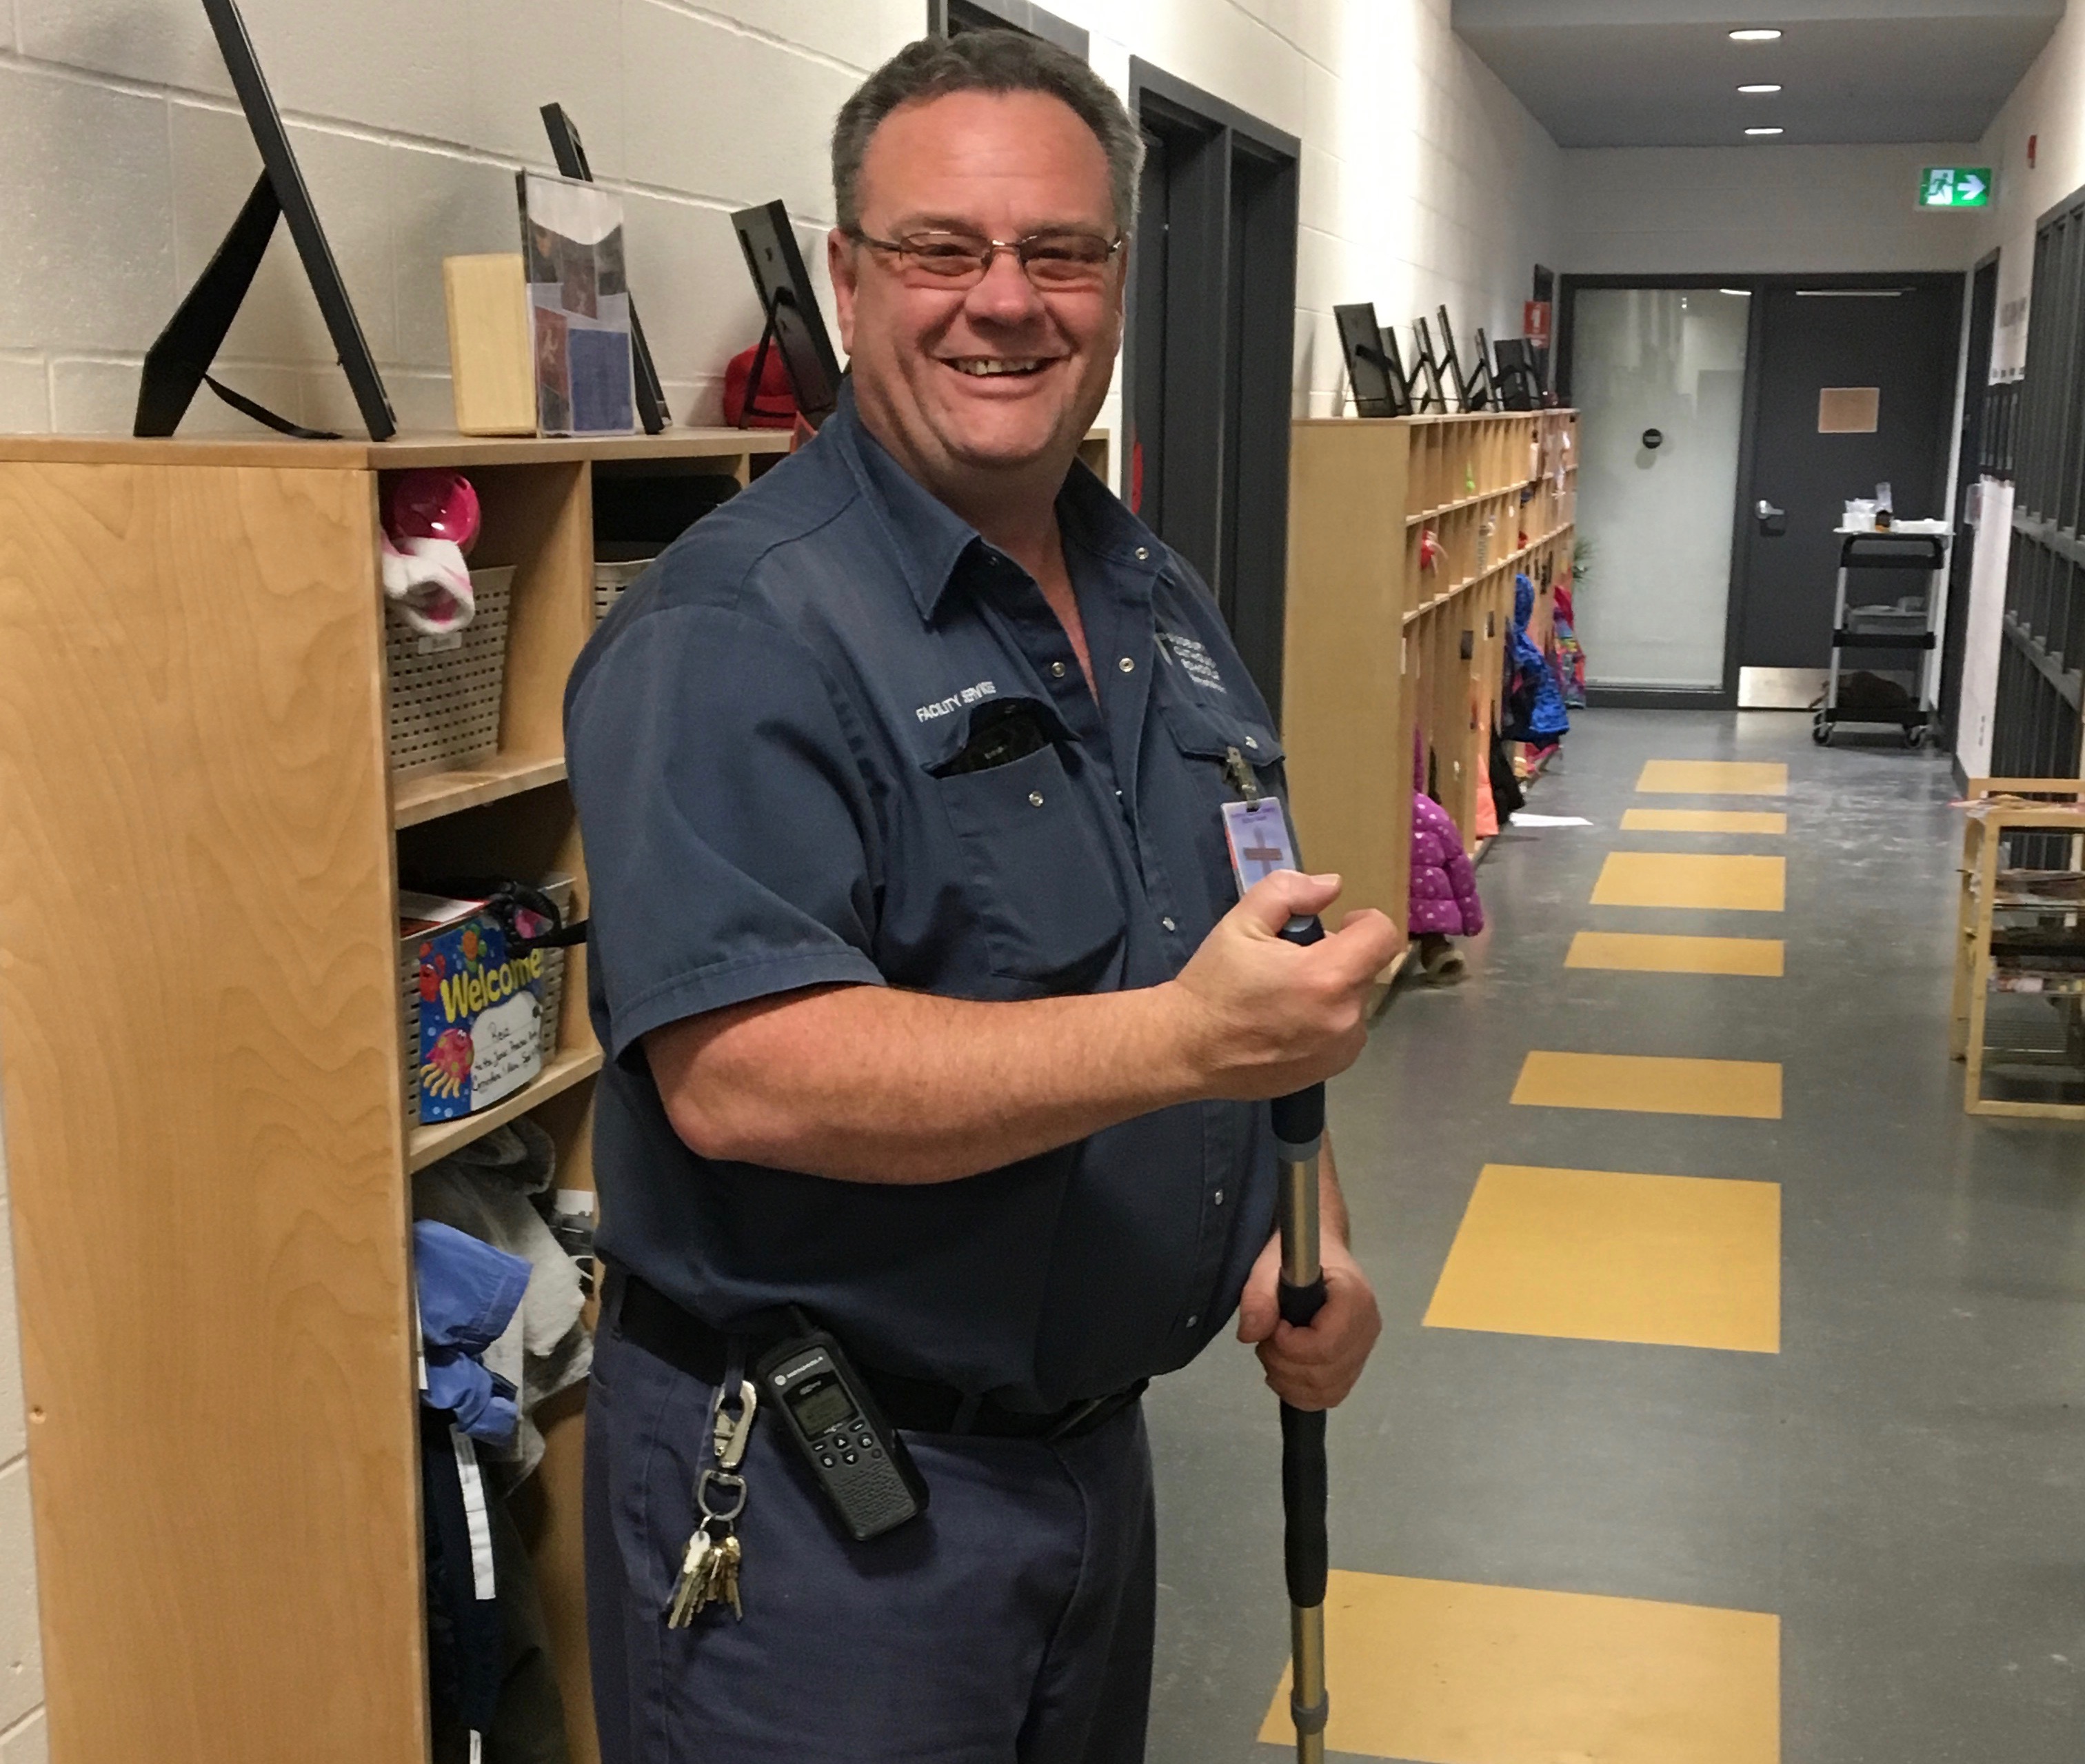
951,359,1042,377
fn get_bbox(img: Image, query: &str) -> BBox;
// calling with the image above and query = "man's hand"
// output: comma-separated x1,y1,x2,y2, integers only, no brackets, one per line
1236,1233,1381,1412
1165,870,1400,1103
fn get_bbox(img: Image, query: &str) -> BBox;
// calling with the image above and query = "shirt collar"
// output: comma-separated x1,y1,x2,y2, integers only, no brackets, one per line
828,377,1163,621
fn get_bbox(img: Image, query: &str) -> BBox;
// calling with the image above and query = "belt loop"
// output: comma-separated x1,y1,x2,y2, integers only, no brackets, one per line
950,1393,983,1436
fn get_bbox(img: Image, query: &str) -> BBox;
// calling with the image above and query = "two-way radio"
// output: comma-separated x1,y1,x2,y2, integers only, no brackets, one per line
756,1325,929,1543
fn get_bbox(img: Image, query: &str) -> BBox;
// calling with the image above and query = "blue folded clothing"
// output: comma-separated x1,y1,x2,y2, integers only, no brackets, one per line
414,1219,531,1444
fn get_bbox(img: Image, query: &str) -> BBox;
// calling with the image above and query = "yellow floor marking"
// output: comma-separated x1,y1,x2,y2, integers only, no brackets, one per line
1258,1571,1780,1763
1636,759,1788,796
1593,850,1786,912
1513,1050,1782,1119
1424,1164,1781,1352
1567,930,1786,976
1622,808,1789,834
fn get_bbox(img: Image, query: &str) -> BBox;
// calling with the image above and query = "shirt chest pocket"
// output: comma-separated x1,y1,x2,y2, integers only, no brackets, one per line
1154,685,1292,891
931,738,1125,994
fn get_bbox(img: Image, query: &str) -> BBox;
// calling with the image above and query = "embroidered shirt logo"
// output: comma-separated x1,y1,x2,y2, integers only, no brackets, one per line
1158,631,1227,694
916,679,998,721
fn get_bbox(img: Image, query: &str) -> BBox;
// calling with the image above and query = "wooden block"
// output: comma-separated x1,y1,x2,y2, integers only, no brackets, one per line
444,253,535,437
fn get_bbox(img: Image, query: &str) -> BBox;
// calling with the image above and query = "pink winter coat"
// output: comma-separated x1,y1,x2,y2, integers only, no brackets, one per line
1410,791,1484,938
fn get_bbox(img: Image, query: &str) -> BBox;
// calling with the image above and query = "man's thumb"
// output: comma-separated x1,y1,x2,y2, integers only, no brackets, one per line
1236,867,1340,933
1237,1281,1277,1343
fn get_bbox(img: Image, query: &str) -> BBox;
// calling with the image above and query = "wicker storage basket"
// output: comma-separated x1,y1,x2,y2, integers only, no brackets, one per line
386,565,514,778
400,875,574,1116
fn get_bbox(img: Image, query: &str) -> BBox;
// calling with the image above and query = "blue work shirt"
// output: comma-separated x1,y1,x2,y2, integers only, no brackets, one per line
564,383,1291,1412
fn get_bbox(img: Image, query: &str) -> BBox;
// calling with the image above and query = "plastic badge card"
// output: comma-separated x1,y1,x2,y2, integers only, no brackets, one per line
1220,798,1300,896
404,892,550,1123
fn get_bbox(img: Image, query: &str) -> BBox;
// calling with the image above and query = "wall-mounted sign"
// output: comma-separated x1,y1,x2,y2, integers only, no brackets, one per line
1919,167,1991,208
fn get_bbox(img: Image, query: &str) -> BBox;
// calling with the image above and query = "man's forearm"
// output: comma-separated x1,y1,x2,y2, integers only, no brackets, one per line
648,981,1205,1184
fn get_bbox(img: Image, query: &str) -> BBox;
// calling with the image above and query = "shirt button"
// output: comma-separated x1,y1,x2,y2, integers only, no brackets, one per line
1160,916,1177,932
1028,791,1045,807
1185,1313,1199,1329
1245,736,1259,749
1213,1189,1225,1206
1118,657,1134,673
1051,661,1067,678
1136,545,1150,561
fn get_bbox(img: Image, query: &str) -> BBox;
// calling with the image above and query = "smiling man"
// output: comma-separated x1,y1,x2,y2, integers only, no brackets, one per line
565,29,1393,1764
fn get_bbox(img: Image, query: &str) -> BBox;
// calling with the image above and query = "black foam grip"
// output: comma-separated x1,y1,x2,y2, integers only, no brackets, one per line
1279,1274,1327,1330
1279,1401,1329,1609
1271,1081,1324,1147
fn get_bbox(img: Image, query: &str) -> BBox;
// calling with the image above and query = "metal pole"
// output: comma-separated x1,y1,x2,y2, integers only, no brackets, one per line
1273,915,1329,1763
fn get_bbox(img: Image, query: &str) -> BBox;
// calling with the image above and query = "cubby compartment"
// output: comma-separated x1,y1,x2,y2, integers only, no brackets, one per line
1287,408,1578,983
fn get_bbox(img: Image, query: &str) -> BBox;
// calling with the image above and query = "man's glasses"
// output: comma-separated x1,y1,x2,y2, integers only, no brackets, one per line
847,226,1124,291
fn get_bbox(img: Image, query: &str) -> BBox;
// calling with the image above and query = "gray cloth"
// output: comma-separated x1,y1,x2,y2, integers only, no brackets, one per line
416,1118,592,1479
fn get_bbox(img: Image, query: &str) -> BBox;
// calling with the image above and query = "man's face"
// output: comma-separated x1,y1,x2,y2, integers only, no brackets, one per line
830,89,1125,485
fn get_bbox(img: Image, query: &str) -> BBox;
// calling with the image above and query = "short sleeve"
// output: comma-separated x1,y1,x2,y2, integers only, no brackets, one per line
565,603,885,1064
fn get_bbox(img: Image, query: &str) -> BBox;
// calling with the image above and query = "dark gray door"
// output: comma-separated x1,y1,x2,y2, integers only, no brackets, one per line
1127,62,1298,717
1738,281,1962,673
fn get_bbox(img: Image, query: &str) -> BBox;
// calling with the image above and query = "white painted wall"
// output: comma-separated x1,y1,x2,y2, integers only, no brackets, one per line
0,0,1560,1747
0,0,1560,442
1558,141,1989,274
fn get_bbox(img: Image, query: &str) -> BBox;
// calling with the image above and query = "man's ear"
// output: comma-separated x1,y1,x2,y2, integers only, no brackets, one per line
828,228,858,357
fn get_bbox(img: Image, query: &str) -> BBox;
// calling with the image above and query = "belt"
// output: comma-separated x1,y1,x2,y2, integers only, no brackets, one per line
613,1272,1146,1443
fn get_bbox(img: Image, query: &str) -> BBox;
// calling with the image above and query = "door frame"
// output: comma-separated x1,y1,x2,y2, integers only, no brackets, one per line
1125,58,1300,718
1939,250,2000,752
1559,270,1968,709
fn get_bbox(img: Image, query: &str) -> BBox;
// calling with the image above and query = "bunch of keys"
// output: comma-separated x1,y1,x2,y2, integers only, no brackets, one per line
667,1376,756,1628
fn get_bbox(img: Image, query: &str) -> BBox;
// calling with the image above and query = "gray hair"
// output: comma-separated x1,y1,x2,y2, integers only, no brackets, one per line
832,30,1143,239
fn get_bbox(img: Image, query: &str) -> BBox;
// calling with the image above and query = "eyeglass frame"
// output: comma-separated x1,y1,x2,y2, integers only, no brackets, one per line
843,224,1127,290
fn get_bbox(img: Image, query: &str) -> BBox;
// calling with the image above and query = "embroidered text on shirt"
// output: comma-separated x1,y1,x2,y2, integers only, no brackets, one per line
915,680,999,721
1158,632,1227,694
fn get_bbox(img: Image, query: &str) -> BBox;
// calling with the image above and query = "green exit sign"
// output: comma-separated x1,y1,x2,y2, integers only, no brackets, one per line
1920,166,1991,208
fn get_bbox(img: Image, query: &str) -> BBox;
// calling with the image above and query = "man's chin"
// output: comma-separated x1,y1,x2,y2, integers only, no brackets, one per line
929,405,1076,473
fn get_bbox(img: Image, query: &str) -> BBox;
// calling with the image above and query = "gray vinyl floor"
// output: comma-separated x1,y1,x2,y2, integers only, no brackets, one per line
1142,708,2085,1764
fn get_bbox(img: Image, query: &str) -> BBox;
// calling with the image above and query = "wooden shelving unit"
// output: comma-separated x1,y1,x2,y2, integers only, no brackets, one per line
1282,410,1578,960
0,424,795,1764
1951,777,2085,1116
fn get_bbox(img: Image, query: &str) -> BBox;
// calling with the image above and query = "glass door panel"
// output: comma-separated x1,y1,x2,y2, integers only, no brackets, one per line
1571,287,1751,691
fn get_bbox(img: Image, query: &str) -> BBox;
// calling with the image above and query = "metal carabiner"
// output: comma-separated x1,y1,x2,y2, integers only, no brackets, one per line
709,1376,759,1472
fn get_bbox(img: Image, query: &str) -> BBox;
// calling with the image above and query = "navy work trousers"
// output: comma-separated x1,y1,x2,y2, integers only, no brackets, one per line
584,1281,1158,1763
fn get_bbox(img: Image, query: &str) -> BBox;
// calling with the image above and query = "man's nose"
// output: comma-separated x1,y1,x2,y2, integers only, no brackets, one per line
963,247,1047,326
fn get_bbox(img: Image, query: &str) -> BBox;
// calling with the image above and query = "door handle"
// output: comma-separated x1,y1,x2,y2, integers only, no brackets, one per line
1755,499,1786,535
1755,499,1784,520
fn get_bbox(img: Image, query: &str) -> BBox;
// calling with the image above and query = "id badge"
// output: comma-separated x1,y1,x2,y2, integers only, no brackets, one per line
1220,797,1300,897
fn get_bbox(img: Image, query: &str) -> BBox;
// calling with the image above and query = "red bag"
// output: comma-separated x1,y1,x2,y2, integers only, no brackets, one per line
723,342,800,428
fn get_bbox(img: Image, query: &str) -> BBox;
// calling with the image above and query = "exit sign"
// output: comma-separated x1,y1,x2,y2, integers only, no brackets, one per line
1920,166,1991,208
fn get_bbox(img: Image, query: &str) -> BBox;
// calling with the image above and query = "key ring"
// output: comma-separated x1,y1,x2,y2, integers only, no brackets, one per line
696,1467,747,1525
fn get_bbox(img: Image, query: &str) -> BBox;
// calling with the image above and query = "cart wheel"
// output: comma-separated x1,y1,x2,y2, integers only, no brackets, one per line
1811,718,1831,745
1906,723,1928,749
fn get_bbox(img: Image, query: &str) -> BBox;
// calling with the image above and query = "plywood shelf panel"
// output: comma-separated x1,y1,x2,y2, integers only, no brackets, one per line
0,426,796,471
406,1049,603,1174
392,754,568,828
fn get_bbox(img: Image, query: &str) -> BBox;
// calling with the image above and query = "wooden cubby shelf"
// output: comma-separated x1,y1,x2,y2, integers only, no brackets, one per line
407,1047,605,1173
1282,408,1579,969
0,417,1117,1764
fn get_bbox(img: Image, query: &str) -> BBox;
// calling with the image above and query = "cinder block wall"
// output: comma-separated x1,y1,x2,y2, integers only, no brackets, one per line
0,3,1561,1752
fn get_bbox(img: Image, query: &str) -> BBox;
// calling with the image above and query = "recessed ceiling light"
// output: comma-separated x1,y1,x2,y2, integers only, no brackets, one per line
1738,83,1782,94
1746,126,1784,136
1720,288,1751,296
1730,28,1784,42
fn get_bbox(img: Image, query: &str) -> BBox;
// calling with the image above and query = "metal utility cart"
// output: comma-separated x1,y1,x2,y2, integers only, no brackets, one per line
1813,527,1951,746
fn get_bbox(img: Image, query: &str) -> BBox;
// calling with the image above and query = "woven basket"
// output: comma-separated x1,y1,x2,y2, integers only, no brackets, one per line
400,876,574,1116
386,565,514,778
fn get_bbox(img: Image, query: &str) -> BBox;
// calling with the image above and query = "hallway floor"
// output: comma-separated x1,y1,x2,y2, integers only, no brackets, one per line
1144,708,2085,1763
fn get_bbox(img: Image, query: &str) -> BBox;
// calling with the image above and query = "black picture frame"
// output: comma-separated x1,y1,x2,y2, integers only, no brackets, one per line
1435,306,1469,414
1410,316,1449,414
136,0,394,439
1333,302,1410,417
729,201,843,429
